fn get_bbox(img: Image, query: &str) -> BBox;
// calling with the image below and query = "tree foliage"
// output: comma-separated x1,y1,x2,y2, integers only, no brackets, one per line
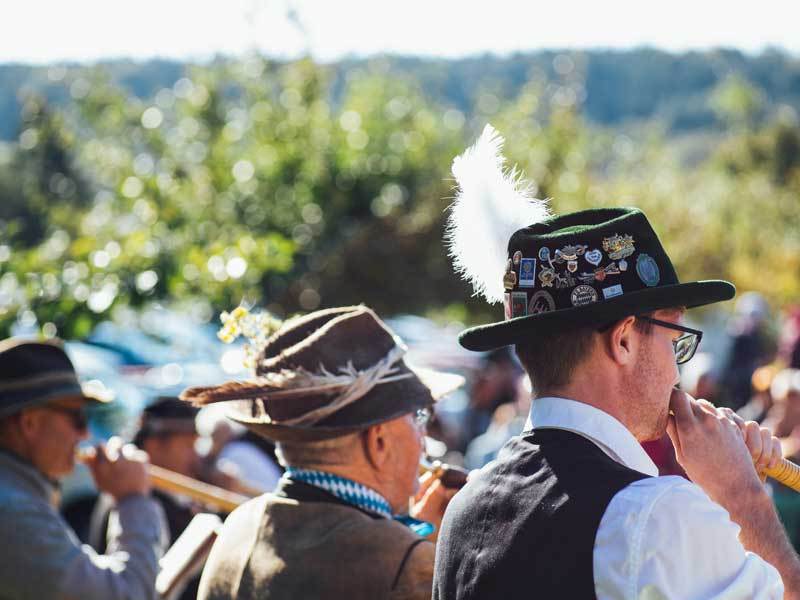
2,54,800,339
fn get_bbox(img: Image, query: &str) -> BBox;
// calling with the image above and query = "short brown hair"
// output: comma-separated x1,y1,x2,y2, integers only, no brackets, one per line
515,327,597,394
274,432,362,469
515,317,654,394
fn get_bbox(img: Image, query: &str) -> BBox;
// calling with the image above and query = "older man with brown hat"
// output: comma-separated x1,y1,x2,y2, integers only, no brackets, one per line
181,305,464,600
0,338,168,600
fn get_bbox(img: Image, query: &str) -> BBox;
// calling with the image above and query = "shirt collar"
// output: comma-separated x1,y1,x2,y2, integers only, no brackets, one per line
526,396,658,477
280,470,436,537
284,467,393,519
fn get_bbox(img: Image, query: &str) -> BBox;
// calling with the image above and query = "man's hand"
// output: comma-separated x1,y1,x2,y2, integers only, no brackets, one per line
410,471,458,541
668,389,800,597
712,403,782,479
666,389,774,508
82,437,151,502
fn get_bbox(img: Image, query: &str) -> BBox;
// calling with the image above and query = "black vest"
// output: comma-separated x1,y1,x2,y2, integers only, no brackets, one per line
433,429,650,599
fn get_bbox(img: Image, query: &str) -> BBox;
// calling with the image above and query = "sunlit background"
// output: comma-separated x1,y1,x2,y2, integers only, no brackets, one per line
3,0,799,63
1,0,799,426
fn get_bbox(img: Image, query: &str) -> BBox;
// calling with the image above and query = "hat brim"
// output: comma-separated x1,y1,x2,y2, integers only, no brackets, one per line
459,280,736,352
224,365,464,443
0,379,113,418
78,380,115,404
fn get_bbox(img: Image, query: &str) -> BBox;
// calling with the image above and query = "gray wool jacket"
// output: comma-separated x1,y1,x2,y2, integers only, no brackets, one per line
0,449,167,600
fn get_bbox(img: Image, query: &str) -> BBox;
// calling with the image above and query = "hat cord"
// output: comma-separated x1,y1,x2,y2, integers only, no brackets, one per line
0,371,80,393
277,343,413,426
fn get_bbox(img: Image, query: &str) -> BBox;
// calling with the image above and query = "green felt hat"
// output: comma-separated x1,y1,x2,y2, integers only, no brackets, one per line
459,207,735,351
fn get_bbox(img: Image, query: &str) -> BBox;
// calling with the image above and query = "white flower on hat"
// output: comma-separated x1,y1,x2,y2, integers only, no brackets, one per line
445,124,550,304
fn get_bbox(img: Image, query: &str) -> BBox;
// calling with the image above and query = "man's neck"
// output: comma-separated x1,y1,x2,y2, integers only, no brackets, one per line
538,381,635,439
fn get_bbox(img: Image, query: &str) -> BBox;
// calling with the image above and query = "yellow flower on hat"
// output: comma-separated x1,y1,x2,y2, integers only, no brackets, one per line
217,305,283,370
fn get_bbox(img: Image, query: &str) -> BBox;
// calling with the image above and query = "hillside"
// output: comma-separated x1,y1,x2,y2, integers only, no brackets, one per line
1,48,799,140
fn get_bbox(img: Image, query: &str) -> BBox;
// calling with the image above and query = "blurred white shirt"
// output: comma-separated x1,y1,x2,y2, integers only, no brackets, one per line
528,397,784,599
218,441,282,493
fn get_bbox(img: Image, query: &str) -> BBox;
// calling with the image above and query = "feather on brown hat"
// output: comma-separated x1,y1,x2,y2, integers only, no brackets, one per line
180,306,463,442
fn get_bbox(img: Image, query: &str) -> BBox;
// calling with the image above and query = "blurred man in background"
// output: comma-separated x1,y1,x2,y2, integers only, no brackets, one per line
763,369,800,439
181,306,463,600
198,405,283,494
720,291,776,409
90,396,203,600
761,368,800,553
0,338,167,600
458,347,522,450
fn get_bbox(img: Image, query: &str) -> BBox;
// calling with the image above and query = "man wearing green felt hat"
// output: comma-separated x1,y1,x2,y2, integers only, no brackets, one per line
433,126,800,599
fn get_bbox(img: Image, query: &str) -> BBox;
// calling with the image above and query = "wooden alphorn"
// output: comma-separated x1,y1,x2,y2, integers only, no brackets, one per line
148,464,252,513
763,459,800,493
77,448,252,512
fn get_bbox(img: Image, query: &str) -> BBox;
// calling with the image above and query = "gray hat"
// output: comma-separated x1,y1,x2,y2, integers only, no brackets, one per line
0,338,112,418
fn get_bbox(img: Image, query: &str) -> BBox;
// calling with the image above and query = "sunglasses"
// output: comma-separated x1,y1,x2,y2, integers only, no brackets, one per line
636,316,703,365
47,404,89,430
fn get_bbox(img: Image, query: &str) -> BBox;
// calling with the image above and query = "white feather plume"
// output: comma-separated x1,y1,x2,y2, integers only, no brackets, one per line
445,124,551,304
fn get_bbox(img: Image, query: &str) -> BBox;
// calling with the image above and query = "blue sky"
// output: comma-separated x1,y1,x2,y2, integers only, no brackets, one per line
1,0,797,64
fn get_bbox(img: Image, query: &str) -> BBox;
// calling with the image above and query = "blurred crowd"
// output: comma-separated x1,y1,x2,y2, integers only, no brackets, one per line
57,292,800,568
8,291,800,597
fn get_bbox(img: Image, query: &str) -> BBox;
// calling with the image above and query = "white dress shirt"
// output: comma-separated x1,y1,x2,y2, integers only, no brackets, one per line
528,397,784,599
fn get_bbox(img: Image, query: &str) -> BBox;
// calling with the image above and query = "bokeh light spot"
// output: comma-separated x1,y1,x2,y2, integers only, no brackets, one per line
141,107,164,129
135,270,159,293
339,110,362,132
19,128,39,150
226,257,247,279
232,160,255,183
122,176,144,198
299,288,321,310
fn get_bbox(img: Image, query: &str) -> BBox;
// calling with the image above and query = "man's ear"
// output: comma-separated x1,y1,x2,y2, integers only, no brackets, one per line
17,409,43,444
362,422,390,470
607,316,638,366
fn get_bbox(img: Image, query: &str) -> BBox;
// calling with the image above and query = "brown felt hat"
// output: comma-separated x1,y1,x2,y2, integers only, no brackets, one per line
180,306,464,442
0,338,113,418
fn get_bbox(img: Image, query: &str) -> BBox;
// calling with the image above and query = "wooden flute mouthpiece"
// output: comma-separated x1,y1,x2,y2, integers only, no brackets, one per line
419,458,469,489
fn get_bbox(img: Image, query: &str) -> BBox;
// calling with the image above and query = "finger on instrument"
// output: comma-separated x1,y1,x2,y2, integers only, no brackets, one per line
669,388,694,424
761,428,781,471
695,398,719,417
743,420,765,466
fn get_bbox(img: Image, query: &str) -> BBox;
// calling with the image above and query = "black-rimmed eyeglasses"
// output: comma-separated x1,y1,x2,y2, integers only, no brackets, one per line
636,316,703,365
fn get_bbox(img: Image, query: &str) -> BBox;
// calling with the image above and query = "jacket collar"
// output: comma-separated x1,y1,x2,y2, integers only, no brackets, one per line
275,475,385,519
0,447,59,505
